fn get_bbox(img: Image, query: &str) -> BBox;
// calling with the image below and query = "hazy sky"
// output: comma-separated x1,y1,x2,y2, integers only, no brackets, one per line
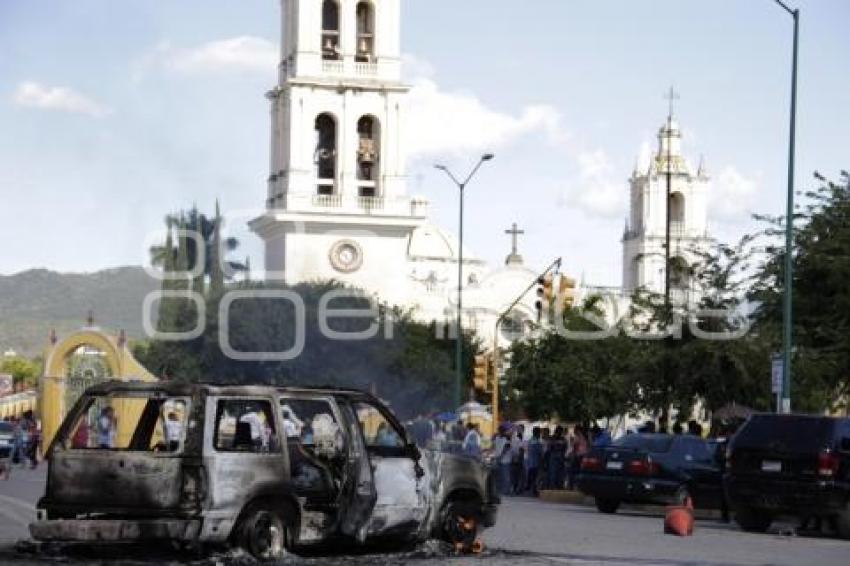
1,0,847,286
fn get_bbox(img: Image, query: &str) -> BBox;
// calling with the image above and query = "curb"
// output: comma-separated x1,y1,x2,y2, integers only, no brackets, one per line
536,490,721,519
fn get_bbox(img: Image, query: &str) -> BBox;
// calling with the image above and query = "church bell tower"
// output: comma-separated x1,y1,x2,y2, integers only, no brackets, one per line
251,0,428,303
621,108,712,304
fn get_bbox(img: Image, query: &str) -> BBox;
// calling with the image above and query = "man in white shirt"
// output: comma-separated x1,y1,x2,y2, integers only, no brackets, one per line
239,410,264,449
462,423,481,460
164,411,182,451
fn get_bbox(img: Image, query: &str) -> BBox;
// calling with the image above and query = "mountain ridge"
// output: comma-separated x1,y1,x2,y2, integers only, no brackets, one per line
0,266,160,357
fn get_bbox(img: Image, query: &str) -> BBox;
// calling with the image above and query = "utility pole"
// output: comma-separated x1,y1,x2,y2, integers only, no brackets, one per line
771,0,799,415
662,86,679,430
435,154,494,411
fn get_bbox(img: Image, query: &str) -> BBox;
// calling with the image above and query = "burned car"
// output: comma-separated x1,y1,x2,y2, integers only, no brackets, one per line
30,381,498,558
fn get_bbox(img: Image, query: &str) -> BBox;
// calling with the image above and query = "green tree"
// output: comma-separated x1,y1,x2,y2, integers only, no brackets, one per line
0,356,40,389
505,297,639,424
750,171,850,413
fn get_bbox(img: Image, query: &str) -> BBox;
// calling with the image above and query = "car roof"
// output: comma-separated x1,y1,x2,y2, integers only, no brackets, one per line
83,379,378,402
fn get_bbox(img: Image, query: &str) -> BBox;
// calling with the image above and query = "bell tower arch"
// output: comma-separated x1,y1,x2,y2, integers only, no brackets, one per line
252,0,427,307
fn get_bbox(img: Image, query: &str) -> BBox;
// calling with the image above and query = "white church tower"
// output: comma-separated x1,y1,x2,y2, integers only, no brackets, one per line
621,108,711,304
250,0,428,306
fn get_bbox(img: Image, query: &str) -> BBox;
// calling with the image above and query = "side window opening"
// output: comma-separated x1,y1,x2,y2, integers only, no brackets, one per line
281,398,346,462
354,401,406,457
281,398,346,494
213,399,279,453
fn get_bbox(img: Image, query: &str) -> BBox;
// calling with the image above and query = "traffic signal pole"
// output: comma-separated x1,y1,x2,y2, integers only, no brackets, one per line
491,257,562,427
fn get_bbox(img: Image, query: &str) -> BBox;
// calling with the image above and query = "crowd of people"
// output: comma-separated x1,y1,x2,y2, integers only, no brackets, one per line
489,423,606,496
401,413,721,500
1,410,41,476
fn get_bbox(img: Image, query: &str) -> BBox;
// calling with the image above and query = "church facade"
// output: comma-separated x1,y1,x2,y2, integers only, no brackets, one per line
249,0,543,349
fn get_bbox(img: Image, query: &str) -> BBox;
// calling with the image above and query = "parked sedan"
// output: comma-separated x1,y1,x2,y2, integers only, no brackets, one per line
577,433,722,514
0,421,14,460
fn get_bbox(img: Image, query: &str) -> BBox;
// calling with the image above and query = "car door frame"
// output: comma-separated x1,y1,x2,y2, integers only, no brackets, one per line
203,394,289,520
344,395,427,537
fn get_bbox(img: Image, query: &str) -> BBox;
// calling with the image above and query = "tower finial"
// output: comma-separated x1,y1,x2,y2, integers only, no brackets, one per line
664,86,680,121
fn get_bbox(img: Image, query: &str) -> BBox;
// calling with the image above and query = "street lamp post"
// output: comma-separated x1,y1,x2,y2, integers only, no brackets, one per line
435,154,495,410
772,0,799,414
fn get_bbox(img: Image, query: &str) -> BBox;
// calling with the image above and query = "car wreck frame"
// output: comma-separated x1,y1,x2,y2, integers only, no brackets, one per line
30,381,498,558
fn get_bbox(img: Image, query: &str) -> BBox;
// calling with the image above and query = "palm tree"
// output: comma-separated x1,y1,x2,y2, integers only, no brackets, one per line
148,203,247,294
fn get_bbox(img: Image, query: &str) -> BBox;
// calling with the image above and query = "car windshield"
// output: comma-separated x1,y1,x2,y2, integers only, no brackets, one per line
734,415,835,453
612,434,673,453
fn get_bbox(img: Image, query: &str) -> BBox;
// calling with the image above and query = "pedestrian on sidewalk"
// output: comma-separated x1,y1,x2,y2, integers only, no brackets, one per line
567,426,588,490
525,427,543,496
547,425,567,490
462,422,481,460
510,424,526,495
492,427,512,495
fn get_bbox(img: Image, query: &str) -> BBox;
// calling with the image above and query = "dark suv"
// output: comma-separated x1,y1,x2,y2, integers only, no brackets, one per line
725,413,850,537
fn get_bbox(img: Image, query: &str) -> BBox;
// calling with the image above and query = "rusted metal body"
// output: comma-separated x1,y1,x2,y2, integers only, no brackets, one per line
30,381,498,553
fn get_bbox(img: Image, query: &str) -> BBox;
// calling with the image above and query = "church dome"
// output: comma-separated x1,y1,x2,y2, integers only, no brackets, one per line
407,223,479,261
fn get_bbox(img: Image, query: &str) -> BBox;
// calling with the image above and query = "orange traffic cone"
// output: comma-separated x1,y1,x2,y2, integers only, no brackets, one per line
664,497,695,536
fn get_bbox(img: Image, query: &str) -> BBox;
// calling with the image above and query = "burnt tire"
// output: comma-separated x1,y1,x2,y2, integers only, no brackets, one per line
734,506,773,533
237,503,290,560
441,501,481,554
595,498,620,514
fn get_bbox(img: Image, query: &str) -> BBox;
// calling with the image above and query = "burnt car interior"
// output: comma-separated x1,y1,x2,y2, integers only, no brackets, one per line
281,397,346,498
213,399,280,453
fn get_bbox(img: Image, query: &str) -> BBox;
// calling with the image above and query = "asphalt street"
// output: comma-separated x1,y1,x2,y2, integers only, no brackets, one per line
1,466,848,565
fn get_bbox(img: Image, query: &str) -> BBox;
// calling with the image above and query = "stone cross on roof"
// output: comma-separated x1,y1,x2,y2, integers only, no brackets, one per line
504,222,525,266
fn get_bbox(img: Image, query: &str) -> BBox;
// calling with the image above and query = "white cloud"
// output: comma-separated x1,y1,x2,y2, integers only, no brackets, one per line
145,36,277,75
558,149,626,218
711,166,760,222
12,81,110,117
405,77,562,158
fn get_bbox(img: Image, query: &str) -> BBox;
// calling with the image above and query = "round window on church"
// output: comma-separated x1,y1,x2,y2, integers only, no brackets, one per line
329,239,363,273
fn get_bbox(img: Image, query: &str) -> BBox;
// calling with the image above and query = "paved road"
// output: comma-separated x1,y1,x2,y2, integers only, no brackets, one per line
1,469,848,564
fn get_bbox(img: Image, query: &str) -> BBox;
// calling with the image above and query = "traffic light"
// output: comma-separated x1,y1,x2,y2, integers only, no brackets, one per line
558,275,578,311
534,275,554,318
473,354,491,393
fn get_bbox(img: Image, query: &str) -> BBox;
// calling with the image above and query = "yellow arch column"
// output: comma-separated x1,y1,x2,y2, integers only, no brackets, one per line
40,329,157,448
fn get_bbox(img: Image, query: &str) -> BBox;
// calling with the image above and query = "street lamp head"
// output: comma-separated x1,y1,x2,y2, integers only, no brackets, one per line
482,153,495,162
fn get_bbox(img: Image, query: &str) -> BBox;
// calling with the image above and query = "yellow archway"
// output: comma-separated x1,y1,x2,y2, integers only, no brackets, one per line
40,328,157,447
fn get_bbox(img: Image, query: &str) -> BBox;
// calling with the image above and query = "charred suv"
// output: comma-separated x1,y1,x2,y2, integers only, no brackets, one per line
30,382,498,558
